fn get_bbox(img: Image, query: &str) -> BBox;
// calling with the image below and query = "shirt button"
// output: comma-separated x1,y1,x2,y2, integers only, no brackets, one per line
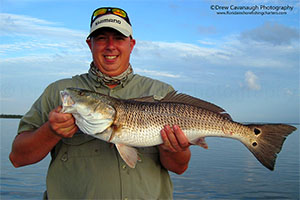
61,152,68,162
122,165,127,170
124,198,128,200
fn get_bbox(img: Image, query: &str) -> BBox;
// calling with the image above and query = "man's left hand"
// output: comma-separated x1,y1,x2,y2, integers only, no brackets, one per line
158,125,191,174
159,125,190,152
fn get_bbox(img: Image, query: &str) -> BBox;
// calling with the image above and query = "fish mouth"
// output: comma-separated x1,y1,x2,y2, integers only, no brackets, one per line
60,90,75,108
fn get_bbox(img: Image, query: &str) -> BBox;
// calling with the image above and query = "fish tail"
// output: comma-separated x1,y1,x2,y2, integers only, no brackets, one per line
245,124,296,170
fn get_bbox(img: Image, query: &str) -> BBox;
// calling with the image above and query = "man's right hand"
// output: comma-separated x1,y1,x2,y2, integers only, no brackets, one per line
9,105,79,167
48,106,78,138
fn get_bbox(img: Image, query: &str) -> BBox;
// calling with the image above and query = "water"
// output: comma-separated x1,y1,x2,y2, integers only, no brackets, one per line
1,119,50,199
1,119,299,199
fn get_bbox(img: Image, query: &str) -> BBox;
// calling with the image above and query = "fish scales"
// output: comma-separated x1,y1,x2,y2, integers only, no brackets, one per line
109,100,247,146
60,88,297,170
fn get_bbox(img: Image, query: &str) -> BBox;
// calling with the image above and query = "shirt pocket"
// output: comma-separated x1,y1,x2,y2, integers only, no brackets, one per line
61,133,107,159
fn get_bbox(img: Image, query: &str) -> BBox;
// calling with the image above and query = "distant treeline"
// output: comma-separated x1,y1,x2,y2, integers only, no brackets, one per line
0,114,23,119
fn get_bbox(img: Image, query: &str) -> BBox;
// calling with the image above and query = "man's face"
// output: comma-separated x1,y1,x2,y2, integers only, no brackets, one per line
87,28,136,77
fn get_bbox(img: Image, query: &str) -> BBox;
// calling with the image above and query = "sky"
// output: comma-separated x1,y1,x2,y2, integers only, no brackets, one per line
0,0,299,123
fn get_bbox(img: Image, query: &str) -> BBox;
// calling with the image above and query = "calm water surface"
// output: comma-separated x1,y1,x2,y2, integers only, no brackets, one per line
1,119,299,199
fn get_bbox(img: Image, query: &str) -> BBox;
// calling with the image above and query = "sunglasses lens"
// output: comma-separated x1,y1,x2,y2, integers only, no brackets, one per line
93,8,107,18
91,8,129,26
112,8,127,18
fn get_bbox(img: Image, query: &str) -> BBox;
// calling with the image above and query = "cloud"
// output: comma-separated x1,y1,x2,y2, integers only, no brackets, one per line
283,88,299,97
245,71,261,90
133,29,299,72
2,13,298,72
197,40,216,46
0,13,91,73
240,22,299,45
133,40,232,66
135,68,180,78
1,13,298,99
0,13,87,39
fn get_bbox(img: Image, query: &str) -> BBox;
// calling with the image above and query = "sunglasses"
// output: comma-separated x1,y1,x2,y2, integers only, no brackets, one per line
91,7,131,26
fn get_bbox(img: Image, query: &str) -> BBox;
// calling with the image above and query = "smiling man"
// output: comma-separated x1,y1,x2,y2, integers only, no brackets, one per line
9,7,191,199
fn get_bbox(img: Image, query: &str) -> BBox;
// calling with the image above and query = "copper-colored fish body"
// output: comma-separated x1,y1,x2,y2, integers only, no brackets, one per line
61,88,297,170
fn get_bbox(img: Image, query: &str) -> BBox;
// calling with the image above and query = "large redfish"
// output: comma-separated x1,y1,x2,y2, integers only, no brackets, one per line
60,88,296,170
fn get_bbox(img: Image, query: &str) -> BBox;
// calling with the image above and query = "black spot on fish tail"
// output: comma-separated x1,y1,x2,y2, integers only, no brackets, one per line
245,124,297,171
252,142,258,147
254,128,261,135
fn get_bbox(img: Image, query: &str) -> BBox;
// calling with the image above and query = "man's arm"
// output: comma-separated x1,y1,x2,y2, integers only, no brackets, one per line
9,106,78,167
159,125,191,174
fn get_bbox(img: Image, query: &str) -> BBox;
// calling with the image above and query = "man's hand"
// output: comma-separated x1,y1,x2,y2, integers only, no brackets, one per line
159,125,190,152
9,105,78,167
159,125,191,174
48,106,78,138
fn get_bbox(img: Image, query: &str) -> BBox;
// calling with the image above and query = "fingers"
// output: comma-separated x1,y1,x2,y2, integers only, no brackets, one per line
172,125,190,149
55,105,63,113
160,125,190,152
48,106,78,138
51,106,73,123
160,128,177,152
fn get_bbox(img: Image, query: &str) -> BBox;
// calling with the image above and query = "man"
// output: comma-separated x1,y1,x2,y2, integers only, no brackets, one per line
9,7,191,199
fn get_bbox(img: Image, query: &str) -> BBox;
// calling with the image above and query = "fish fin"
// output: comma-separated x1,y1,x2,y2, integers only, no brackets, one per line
115,144,140,168
190,137,208,149
128,96,158,102
108,131,116,143
245,124,296,171
107,124,122,142
161,91,232,120
127,94,167,102
127,91,232,120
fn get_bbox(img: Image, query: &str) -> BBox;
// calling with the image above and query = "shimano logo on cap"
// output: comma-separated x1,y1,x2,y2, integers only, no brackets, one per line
95,18,121,26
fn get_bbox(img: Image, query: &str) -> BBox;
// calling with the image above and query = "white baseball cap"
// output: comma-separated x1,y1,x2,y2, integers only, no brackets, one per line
88,7,133,38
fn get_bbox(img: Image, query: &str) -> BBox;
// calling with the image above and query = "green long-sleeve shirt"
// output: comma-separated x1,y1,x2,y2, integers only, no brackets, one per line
18,69,174,199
